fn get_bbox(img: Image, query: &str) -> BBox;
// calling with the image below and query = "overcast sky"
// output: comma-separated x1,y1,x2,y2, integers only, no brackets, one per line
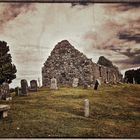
0,3,139,87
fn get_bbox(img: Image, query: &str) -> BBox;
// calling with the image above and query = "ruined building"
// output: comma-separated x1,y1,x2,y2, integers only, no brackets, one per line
42,40,122,86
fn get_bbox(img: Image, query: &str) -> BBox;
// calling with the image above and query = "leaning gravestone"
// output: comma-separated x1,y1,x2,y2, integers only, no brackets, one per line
72,78,79,87
50,78,58,90
0,82,10,100
21,79,28,95
30,80,38,92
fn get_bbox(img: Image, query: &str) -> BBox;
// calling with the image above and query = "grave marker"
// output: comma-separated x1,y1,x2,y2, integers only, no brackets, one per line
84,99,89,117
72,78,79,87
21,79,28,95
94,79,100,90
38,78,41,88
50,78,58,90
30,80,38,92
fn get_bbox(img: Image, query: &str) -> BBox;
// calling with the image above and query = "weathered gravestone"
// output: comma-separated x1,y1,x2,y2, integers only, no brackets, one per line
113,74,117,84
15,87,20,96
133,77,135,84
30,80,38,92
0,82,10,100
84,99,89,117
50,78,58,90
94,79,100,90
21,79,28,95
83,82,88,89
72,78,79,87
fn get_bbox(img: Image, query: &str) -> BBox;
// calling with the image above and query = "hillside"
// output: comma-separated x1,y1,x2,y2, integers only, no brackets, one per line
0,84,140,138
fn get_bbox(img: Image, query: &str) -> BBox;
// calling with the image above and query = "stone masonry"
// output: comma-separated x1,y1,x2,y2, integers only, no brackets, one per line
42,40,122,87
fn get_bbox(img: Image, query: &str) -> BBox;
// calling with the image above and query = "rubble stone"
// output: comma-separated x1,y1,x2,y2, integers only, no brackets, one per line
42,40,122,87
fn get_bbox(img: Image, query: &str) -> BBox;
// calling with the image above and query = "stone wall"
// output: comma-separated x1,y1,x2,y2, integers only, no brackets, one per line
42,40,122,87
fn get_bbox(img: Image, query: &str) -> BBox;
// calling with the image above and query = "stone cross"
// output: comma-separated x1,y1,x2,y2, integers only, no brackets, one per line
50,78,58,90
30,80,38,92
72,78,79,87
21,79,28,95
84,99,89,117
0,82,10,100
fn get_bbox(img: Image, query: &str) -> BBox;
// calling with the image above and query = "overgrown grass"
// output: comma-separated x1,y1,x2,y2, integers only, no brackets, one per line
0,84,140,138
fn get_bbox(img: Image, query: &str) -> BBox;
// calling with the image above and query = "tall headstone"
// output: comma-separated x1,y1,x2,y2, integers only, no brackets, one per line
94,79,100,90
72,78,79,87
84,99,89,117
0,82,10,100
113,73,117,84
38,78,41,88
50,78,58,90
133,78,135,84
30,80,38,92
21,79,28,95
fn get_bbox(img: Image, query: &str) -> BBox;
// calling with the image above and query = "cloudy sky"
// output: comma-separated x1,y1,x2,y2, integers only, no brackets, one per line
0,3,139,87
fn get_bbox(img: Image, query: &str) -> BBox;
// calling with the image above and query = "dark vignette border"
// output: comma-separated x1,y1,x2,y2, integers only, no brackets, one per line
0,0,140,3
0,0,140,139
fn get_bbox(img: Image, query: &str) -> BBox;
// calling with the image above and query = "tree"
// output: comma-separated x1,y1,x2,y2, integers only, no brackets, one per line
124,68,140,84
125,69,134,83
0,41,17,85
134,68,140,84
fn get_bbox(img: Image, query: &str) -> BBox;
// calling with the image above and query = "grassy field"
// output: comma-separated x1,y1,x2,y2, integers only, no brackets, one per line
0,84,140,138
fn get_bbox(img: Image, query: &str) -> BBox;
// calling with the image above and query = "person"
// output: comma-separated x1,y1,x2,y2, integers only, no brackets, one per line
94,79,99,90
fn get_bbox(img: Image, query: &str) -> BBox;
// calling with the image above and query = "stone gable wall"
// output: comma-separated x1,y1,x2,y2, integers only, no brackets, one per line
42,40,122,87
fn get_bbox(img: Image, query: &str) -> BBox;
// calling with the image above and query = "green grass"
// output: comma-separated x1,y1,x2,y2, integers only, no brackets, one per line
0,84,140,138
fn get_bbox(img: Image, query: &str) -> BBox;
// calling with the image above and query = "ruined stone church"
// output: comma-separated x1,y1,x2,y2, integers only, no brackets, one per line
42,40,122,86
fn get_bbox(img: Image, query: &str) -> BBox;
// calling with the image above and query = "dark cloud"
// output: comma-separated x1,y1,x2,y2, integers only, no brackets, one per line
82,4,140,68
108,3,140,11
115,54,140,65
0,3,36,27
116,21,140,44
113,47,140,57
118,31,140,43
132,55,140,64
119,3,140,11
103,45,121,52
